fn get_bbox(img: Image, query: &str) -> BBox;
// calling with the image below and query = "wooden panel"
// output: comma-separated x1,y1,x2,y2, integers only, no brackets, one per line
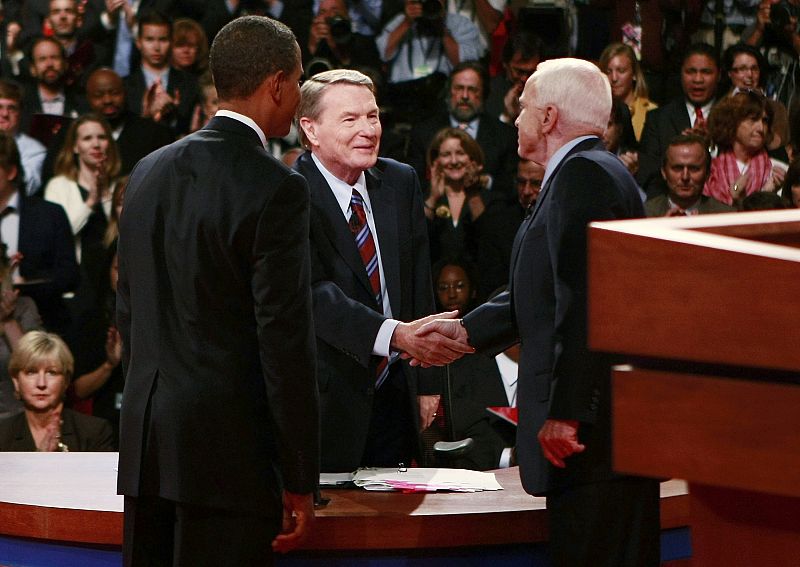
612,368,800,497
589,227,800,371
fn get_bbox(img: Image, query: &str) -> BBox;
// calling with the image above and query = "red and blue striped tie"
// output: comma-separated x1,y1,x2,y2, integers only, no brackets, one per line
349,189,390,388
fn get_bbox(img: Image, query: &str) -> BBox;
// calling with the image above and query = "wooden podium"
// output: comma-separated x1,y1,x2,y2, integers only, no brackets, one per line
587,210,800,567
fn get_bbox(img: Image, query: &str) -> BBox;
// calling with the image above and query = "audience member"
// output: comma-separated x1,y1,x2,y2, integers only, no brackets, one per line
376,0,482,84
170,17,209,78
604,98,640,179
639,43,721,197
293,68,463,472
723,43,789,150
741,189,789,209
1,20,26,81
599,41,657,140
0,330,114,451
485,29,542,124
645,134,734,216
0,80,47,196
408,61,518,196
433,257,478,314
0,130,78,335
305,0,382,78
124,10,200,137
20,37,85,136
47,0,106,91
782,157,800,206
20,0,106,50
693,0,758,50
44,113,120,387
0,239,43,420
516,158,544,212
743,0,800,107
444,0,503,54
704,90,786,206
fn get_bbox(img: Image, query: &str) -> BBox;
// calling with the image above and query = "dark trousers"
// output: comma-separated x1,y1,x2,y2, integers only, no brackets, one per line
360,363,416,468
123,496,281,567
547,476,661,567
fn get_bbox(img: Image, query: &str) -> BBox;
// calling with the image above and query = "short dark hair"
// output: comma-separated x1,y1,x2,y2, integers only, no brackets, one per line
0,130,23,189
210,16,298,101
662,133,710,169
28,36,65,62
741,191,788,211
137,9,172,39
682,42,720,70
0,80,22,106
502,30,543,65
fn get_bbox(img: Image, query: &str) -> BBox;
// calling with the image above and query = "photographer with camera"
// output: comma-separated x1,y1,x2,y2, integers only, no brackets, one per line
743,0,800,106
306,0,382,77
377,0,481,84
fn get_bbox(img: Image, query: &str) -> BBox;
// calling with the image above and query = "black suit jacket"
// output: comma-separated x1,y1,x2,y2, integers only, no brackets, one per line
124,66,200,137
19,83,86,140
117,116,319,513
293,152,439,472
17,194,80,333
463,139,644,495
637,97,693,197
407,111,519,198
0,408,115,451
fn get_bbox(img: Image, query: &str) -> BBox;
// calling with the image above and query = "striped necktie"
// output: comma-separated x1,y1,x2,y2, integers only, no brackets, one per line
349,189,390,388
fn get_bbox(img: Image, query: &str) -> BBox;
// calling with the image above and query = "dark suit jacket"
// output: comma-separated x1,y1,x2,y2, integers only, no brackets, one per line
124,66,200,137
407,111,519,199
293,152,439,472
644,193,735,217
19,83,86,140
463,139,644,495
0,408,115,451
448,353,516,471
117,116,319,513
17,194,80,333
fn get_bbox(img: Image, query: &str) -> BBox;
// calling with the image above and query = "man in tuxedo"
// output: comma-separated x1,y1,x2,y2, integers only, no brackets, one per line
416,58,660,566
407,60,519,199
117,16,319,565
638,42,720,197
294,69,470,472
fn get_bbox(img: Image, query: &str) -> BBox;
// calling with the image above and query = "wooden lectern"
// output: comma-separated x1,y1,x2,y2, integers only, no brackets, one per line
587,210,800,567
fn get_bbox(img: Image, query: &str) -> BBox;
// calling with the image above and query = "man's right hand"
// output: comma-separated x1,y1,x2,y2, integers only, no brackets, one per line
392,311,474,367
401,316,473,367
272,491,315,553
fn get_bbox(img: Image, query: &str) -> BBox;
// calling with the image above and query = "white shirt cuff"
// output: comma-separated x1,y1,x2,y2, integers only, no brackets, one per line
499,447,513,468
374,318,400,357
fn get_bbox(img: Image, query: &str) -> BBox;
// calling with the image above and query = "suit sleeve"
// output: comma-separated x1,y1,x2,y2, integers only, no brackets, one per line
545,157,621,425
463,289,518,356
251,171,319,494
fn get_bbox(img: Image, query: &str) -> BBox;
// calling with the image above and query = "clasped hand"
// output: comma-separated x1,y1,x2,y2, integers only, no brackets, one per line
392,311,474,367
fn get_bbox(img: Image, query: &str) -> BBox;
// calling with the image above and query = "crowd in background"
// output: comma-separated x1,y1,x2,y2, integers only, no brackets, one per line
0,0,799,459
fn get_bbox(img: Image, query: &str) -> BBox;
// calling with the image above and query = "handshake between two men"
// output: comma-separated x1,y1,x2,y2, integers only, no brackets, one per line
390,311,474,367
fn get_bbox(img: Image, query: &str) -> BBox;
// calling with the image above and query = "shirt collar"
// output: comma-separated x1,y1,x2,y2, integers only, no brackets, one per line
541,135,598,189
215,110,267,150
2,190,20,213
311,153,369,217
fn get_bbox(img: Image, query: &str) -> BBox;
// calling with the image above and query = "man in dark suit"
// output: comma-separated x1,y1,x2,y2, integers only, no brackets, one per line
116,16,319,565
638,42,720,197
407,61,519,199
294,69,470,473
0,130,79,334
417,58,660,566
123,9,199,137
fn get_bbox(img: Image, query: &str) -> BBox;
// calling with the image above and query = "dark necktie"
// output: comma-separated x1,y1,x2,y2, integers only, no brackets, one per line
349,189,390,388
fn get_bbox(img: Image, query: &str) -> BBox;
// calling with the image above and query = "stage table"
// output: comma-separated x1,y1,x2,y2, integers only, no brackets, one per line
0,452,690,566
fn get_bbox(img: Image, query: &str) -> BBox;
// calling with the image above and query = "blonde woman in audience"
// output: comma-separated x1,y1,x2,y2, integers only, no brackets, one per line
599,42,658,140
0,331,114,451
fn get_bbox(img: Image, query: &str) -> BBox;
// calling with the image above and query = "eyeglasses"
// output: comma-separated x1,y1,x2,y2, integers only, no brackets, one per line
731,65,759,74
437,281,468,292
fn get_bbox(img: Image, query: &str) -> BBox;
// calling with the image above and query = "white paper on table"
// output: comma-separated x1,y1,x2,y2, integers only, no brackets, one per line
319,472,355,486
352,467,503,492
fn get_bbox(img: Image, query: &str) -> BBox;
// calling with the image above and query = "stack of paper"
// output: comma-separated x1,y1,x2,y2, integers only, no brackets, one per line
351,467,503,493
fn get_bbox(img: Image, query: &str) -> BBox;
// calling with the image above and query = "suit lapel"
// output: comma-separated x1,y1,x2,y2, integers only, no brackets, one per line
670,100,691,134
299,154,375,301
367,166,400,316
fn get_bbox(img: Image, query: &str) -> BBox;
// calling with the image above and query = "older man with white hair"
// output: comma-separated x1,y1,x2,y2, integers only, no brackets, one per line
416,58,659,566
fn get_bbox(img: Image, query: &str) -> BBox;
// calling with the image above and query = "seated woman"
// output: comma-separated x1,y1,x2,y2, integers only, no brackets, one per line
433,257,478,315
704,91,787,207
423,127,489,266
0,331,114,451
599,42,658,141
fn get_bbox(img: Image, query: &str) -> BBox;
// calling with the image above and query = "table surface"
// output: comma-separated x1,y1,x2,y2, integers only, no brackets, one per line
0,453,689,550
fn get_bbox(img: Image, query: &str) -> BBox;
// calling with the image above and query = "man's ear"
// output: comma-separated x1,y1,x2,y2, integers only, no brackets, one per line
270,70,286,103
299,117,317,147
6,165,17,182
541,104,557,135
